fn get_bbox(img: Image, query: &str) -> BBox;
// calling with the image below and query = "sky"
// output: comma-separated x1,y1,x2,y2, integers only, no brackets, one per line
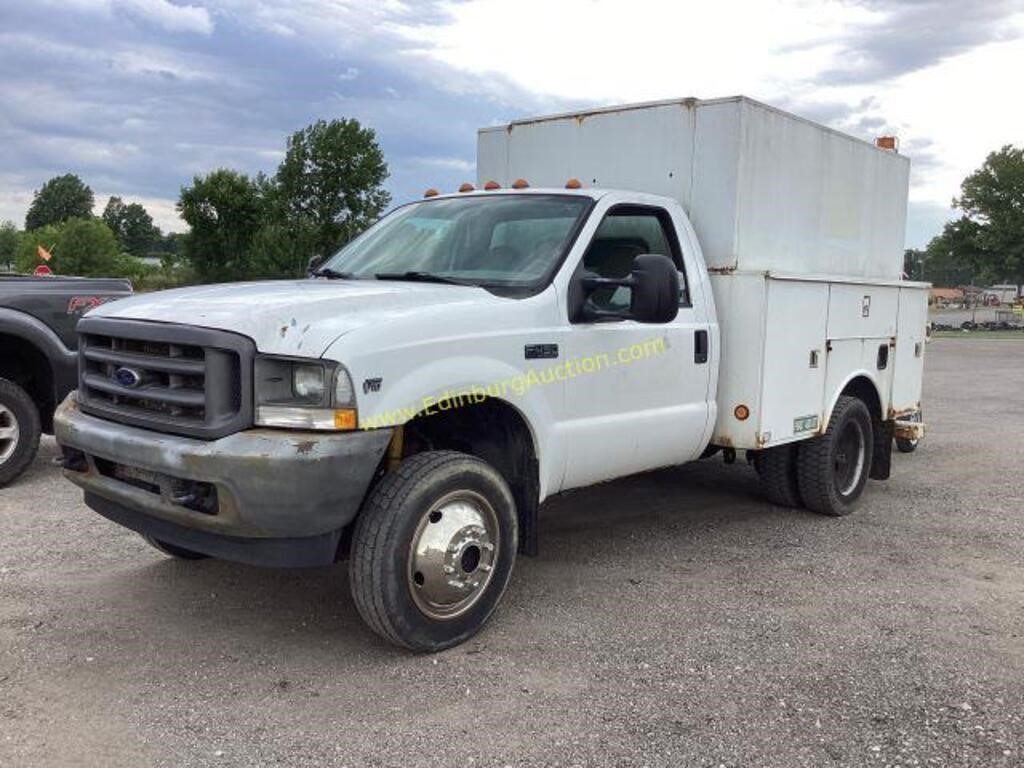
1,0,1023,248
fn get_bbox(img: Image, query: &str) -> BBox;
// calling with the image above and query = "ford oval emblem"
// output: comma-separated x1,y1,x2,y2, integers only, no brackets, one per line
114,367,143,388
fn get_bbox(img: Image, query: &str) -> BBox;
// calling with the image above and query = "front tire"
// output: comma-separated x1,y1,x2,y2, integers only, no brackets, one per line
0,377,42,488
350,451,518,652
797,396,874,516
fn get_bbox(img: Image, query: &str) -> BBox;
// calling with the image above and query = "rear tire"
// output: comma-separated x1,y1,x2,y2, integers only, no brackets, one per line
350,450,518,652
0,377,42,488
142,535,210,560
754,444,803,508
797,396,874,516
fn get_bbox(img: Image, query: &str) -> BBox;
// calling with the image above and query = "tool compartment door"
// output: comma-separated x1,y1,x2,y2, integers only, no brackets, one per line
758,277,829,446
892,286,929,414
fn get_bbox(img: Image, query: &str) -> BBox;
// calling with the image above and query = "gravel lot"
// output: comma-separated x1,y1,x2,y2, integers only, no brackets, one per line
1,338,1022,767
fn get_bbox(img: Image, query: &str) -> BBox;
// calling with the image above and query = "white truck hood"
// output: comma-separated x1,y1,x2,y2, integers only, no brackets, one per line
90,279,493,356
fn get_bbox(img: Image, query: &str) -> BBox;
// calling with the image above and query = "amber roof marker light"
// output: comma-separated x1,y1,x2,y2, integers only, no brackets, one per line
565,178,583,189
511,178,530,189
483,180,501,190
423,188,440,198
458,182,475,193
875,136,899,153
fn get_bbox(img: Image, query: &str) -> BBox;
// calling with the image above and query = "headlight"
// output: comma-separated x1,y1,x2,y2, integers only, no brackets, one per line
254,356,357,431
293,364,325,401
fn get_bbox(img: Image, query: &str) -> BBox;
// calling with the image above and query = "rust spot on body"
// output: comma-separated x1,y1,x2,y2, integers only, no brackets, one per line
294,440,316,455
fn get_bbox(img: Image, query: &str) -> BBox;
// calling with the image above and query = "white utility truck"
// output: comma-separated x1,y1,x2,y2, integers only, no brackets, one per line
55,97,928,651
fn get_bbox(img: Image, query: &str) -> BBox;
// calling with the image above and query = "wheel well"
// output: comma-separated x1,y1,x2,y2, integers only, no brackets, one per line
0,334,53,431
401,398,540,556
839,374,892,481
839,375,881,423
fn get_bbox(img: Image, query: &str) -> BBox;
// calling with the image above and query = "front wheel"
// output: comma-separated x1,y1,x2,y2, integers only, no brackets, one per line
797,396,874,516
0,377,42,488
349,451,518,652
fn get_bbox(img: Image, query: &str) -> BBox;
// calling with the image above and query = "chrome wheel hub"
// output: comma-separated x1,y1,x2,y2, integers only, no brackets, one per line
408,490,499,620
0,404,19,465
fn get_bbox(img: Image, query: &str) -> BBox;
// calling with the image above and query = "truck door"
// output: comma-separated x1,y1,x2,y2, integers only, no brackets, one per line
558,202,713,490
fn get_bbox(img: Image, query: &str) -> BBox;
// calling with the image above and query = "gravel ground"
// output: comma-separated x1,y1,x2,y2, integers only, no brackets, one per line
1,338,1022,767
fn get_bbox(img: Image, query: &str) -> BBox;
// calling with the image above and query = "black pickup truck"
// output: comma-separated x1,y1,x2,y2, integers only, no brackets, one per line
0,275,132,486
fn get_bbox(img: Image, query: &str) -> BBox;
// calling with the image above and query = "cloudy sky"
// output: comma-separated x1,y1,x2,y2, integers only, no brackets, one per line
2,0,1023,247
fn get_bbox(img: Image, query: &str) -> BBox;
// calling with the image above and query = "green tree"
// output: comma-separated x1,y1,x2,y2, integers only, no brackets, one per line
953,145,1024,285
25,174,95,230
177,169,264,282
903,248,925,281
923,217,987,287
249,220,319,279
15,218,122,277
0,220,19,271
102,196,160,257
274,119,390,258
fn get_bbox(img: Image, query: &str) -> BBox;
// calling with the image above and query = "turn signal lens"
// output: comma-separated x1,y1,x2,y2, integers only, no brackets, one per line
333,409,357,430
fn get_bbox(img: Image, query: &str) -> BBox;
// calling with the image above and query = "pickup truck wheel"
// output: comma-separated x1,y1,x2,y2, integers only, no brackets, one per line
0,377,42,488
895,436,919,453
754,444,803,507
349,450,518,652
141,535,210,560
797,396,874,516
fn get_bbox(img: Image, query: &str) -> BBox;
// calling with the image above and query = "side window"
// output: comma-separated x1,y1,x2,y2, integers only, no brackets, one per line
581,206,690,312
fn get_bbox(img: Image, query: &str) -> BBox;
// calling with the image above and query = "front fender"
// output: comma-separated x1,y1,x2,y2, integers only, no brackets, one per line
0,307,78,400
354,354,561,499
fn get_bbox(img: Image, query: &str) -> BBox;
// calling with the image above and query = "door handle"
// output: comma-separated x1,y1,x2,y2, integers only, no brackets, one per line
695,329,709,364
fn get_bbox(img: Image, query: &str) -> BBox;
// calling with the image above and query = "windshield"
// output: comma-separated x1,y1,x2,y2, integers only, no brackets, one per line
319,194,592,290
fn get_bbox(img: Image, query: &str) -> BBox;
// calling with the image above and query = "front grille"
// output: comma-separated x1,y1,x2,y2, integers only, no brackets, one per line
77,317,255,439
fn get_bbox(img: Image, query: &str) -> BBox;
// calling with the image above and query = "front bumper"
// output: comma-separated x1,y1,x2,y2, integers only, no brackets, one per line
54,395,392,567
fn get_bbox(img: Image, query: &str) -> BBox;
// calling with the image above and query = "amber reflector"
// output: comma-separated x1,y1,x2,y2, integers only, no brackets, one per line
333,409,358,430
734,404,750,421
875,136,898,152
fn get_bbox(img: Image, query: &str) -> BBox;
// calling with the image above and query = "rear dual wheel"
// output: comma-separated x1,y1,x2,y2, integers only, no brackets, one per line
756,395,874,516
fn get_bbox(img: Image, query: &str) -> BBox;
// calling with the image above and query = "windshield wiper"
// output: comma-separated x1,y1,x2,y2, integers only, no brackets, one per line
312,267,358,279
374,271,473,286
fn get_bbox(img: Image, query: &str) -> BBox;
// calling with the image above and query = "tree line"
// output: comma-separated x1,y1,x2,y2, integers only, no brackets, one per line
904,145,1024,288
0,117,389,287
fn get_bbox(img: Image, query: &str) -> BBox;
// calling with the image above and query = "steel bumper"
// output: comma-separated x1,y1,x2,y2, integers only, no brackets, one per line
54,395,392,566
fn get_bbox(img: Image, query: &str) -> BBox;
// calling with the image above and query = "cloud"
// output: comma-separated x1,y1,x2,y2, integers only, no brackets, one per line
821,0,1024,85
2,0,1023,248
119,0,214,35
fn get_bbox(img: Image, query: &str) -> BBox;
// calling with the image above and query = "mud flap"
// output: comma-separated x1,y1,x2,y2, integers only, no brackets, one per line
870,419,894,480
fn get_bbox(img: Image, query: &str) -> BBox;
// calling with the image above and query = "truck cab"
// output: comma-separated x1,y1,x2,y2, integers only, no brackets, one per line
55,97,928,651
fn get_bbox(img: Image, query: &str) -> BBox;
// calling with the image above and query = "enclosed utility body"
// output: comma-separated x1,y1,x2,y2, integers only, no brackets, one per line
478,96,928,449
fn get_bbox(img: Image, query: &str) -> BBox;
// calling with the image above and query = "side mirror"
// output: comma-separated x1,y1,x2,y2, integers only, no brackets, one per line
307,254,326,276
627,254,680,323
571,253,679,324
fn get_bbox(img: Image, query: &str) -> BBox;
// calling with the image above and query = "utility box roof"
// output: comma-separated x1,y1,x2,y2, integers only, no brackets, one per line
478,96,910,281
